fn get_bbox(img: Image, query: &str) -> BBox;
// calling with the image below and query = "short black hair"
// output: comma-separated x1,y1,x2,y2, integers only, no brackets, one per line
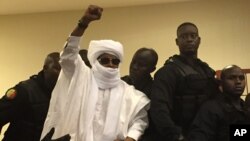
177,22,198,36
220,65,241,80
44,52,60,67
135,47,158,67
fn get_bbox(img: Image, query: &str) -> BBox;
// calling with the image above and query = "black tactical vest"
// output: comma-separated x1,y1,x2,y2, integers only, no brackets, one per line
167,56,216,135
3,78,50,141
216,96,250,141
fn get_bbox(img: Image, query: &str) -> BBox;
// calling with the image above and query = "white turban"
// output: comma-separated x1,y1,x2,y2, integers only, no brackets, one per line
87,40,124,66
87,40,124,89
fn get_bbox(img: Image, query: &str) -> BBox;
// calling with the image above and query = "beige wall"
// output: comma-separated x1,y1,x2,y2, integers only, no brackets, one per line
0,0,250,139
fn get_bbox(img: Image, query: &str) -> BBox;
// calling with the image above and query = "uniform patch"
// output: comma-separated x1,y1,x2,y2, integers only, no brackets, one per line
6,88,17,100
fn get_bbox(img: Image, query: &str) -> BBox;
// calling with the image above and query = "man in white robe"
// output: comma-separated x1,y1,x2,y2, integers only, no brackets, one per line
41,5,150,141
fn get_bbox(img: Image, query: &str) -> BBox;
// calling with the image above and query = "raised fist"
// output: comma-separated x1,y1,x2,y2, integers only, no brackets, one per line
80,5,103,25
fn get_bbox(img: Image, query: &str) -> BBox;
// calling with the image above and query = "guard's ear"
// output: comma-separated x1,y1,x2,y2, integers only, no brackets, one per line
175,38,179,46
43,64,48,71
197,36,201,45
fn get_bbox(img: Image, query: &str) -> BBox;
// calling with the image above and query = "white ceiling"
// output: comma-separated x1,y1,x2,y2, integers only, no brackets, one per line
0,0,195,15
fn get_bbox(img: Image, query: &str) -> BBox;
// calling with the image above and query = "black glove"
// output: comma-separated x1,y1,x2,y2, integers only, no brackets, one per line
41,128,71,141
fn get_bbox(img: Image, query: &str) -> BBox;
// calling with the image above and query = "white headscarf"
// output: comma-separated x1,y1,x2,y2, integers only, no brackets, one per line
87,40,124,89
87,40,123,65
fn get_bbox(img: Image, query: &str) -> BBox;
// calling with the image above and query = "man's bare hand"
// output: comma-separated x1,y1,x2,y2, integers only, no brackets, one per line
80,5,103,25
70,5,103,36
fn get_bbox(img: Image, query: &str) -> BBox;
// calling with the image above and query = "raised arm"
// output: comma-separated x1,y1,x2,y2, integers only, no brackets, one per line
71,5,103,37
60,5,103,77
40,5,103,140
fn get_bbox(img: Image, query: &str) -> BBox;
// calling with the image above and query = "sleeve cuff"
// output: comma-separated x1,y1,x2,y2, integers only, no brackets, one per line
127,130,142,141
66,36,81,47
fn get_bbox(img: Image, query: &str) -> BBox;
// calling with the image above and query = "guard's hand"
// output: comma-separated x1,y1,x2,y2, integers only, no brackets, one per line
80,5,103,25
41,128,71,141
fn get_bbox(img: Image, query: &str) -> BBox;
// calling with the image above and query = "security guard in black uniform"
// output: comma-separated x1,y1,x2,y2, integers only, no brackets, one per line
0,52,61,141
121,47,158,141
188,65,250,141
150,22,219,141
121,47,158,98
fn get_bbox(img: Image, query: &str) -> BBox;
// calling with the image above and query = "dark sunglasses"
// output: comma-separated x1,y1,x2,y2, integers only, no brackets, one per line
98,57,120,65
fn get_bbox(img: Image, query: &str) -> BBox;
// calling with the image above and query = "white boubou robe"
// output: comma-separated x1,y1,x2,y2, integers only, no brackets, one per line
41,36,150,141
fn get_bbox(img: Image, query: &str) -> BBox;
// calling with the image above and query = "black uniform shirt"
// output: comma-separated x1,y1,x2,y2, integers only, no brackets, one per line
150,55,219,141
188,94,250,141
0,71,51,141
0,82,30,128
